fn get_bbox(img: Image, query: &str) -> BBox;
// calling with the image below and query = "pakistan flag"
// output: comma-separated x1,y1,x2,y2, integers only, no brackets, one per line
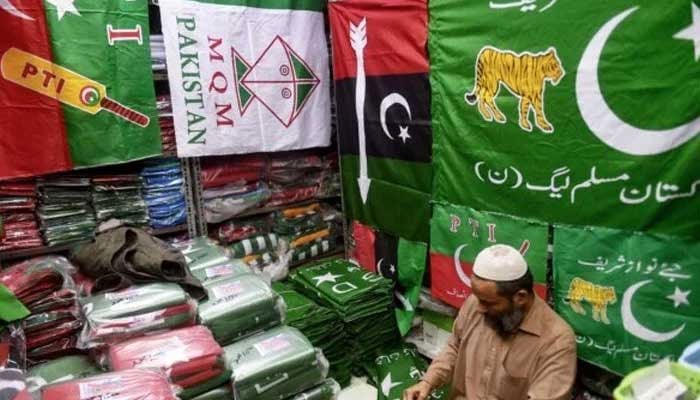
430,0,700,238
553,225,700,375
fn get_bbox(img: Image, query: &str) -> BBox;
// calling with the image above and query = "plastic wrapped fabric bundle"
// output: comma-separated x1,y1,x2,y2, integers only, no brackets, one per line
26,355,101,393
228,233,279,258
178,238,251,285
0,190,43,250
40,369,178,400
36,178,96,247
0,256,76,309
197,275,285,345
223,326,329,400
141,160,187,229
79,283,197,348
203,181,271,224
265,183,319,208
216,215,271,244
285,379,340,400
189,385,233,400
290,239,335,264
200,155,266,189
0,368,31,400
107,326,230,400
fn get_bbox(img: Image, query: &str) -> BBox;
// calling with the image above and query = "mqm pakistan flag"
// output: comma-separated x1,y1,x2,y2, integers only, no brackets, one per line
554,225,700,375
159,0,331,156
430,202,548,308
430,0,700,238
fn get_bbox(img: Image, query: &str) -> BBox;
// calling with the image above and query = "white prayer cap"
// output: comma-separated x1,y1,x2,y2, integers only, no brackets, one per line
473,244,527,281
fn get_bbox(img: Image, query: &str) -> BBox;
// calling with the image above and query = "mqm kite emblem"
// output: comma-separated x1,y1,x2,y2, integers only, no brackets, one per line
233,36,320,127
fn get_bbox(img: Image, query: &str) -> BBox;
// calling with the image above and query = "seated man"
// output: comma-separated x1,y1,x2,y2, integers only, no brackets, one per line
404,244,576,400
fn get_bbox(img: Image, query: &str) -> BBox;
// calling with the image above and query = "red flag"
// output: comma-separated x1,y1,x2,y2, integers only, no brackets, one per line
0,0,72,180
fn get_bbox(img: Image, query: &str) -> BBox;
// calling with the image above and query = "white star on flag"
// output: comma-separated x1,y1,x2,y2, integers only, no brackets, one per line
398,126,411,144
311,272,342,287
666,287,691,308
674,2,700,61
380,372,403,396
46,0,80,20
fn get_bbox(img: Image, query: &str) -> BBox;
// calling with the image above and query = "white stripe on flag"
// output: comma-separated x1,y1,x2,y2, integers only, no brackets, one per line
243,239,253,255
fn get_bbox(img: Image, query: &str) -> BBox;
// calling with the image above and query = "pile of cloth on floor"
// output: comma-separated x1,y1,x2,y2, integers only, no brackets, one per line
223,326,329,400
0,256,86,365
39,369,178,400
105,325,230,400
79,282,197,347
141,160,187,229
290,259,399,371
273,282,351,387
197,274,285,345
0,180,42,251
36,177,96,247
90,175,149,231
203,181,271,224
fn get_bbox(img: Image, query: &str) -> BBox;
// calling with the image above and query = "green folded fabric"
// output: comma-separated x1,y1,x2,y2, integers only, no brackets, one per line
223,326,327,400
26,355,101,392
198,275,284,345
186,245,233,271
0,283,30,322
189,260,251,286
179,369,232,400
285,379,340,400
229,233,279,258
189,385,233,400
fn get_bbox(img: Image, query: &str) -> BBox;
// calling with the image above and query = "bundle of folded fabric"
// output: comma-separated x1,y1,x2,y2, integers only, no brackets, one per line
70,227,203,296
290,259,399,370
272,203,326,237
271,203,338,263
40,369,178,400
91,175,149,230
287,379,341,400
200,155,266,189
178,237,251,286
316,154,341,199
203,181,271,223
0,256,76,310
265,182,319,208
290,239,337,265
216,214,271,245
79,283,197,347
0,368,31,400
197,274,285,345
223,326,329,400
156,96,177,156
151,34,166,71
0,180,43,252
190,385,234,400
106,325,230,400
36,177,96,247
26,355,100,393
267,153,324,186
273,282,351,387
141,160,187,229
228,233,280,259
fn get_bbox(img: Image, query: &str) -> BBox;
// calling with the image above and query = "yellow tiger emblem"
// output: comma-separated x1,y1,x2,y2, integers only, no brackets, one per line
567,278,617,325
464,46,565,133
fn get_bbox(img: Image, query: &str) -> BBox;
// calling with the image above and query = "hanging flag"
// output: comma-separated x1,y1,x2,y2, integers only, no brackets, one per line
349,221,377,273
0,0,161,179
430,202,548,308
329,0,432,242
158,0,331,156
553,225,700,375
430,0,700,238
0,0,72,180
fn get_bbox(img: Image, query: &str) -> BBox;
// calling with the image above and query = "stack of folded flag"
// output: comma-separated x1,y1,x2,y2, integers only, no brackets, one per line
273,282,351,386
223,326,329,400
178,237,250,286
216,214,271,245
26,355,100,393
197,274,285,345
265,152,323,208
79,282,197,347
0,180,43,252
156,95,177,156
190,385,234,400
106,325,231,400
316,154,341,198
290,259,399,370
91,175,149,230
141,160,187,229
272,203,337,264
203,181,271,224
36,177,96,247
40,369,177,400
0,256,85,364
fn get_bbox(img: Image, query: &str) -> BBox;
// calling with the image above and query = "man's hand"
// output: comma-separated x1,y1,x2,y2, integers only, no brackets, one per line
403,381,432,400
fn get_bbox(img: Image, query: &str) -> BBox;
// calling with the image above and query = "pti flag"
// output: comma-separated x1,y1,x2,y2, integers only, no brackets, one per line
553,225,700,375
0,0,161,179
329,0,432,242
159,0,331,157
430,0,700,238
430,202,548,308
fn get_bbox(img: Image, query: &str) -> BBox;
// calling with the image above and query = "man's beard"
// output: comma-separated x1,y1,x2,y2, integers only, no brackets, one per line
484,306,525,337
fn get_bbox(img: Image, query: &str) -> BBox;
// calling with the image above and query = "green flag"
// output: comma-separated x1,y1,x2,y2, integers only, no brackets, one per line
430,0,700,238
553,225,700,375
0,283,30,323
44,0,161,167
430,202,549,308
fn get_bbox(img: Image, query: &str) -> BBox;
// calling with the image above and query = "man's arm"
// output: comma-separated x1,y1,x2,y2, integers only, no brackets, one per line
527,332,577,400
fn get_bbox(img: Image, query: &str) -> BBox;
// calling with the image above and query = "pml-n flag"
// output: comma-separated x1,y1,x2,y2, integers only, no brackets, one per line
430,0,700,238
430,202,548,308
159,0,331,156
329,0,432,242
0,0,161,179
554,225,700,375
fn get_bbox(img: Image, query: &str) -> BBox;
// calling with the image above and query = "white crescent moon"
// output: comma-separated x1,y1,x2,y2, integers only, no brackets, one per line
622,280,685,343
576,7,700,155
380,93,412,140
454,244,472,287
0,0,33,20
376,258,388,277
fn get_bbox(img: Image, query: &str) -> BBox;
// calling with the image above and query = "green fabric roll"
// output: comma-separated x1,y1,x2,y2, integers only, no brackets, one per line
26,355,100,392
285,379,340,400
198,275,284,345
189,385,233,400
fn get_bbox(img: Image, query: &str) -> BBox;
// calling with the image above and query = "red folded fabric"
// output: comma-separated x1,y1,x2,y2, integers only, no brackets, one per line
265,185,319,207
201,155,266,188
26,320,82,350
27,288,78,313
41,369,177,400
27,336,81,366
108,326,223,389
0,265,64,307
351,221,377,273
